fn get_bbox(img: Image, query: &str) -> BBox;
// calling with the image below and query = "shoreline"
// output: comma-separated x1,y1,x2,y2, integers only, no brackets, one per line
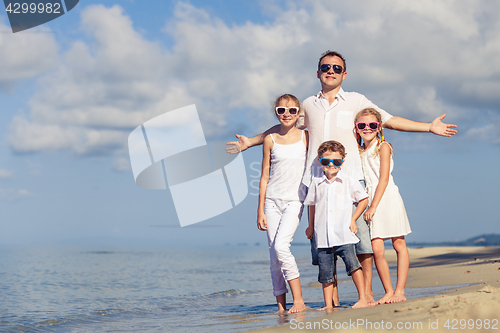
250,246,500,332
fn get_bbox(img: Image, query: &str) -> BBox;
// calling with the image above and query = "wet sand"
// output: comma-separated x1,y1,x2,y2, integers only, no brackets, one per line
250,246,500,332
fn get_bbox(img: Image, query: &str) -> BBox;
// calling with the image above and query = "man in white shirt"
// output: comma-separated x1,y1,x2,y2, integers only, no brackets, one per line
226,50,457,304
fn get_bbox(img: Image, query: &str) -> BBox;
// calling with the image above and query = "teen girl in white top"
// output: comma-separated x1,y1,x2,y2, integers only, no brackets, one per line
355,107,411,305
258,94,309,314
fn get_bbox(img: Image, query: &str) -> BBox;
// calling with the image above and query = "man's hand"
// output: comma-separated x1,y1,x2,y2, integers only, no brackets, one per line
430,114,457,137
226,134,250,154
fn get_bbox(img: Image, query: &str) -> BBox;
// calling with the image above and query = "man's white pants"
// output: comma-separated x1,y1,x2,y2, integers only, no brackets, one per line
265,198,304,296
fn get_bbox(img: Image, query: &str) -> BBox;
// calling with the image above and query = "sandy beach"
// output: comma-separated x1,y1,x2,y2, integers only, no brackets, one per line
251,246,500,332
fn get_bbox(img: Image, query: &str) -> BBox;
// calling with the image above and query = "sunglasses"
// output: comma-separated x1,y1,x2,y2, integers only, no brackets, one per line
319,64,344,74
319,158,344,167
275,106,299,116
355,122,380,130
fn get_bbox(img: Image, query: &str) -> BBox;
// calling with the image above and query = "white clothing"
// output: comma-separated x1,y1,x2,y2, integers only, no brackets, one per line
266,131,307,201
303,170,368,248
265,198,303,296
296,89,393,185
360,142,411,240
263,130,307,296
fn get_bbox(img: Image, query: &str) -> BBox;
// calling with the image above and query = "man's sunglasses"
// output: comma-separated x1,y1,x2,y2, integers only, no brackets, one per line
319,158,344,167
355,122,380,130
275,107,299,116
319,64,344,74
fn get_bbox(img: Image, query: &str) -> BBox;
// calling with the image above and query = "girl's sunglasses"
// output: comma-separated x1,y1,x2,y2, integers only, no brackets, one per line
275,107,299,116
356,122,380,130
319,158,344,167
319,64,343,74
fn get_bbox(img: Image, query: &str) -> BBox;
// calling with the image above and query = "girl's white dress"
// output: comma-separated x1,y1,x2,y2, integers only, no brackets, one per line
360,142,411,240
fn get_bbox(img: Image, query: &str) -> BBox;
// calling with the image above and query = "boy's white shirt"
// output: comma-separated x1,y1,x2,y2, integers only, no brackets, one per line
303,170,368,248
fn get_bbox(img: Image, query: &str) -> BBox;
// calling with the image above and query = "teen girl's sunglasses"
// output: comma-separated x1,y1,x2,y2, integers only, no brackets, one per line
319,158,344,167
319,64,343,74
355,122,380,130
275,107,299,116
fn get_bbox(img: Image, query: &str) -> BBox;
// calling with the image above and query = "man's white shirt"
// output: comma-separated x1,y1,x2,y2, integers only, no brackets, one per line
297,88,393,185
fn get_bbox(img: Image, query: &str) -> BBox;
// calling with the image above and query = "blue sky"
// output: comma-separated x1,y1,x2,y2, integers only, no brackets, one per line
1,0,499,247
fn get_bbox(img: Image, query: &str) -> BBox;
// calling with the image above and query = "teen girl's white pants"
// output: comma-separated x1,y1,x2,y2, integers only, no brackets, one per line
264,198,304,296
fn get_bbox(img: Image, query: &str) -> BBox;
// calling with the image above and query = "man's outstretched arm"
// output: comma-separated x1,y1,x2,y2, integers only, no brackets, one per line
225,124,281,154
384,114,457,137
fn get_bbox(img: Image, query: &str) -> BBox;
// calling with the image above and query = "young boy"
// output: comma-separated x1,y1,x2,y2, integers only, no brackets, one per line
304,140,370,309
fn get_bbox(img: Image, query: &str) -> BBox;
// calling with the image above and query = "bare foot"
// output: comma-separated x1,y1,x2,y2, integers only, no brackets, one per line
318,305,334,311
365,295,377,307
317,306,338,315
288,302,309,313
352,299,370,308
386,292,406,303
376,292,394,304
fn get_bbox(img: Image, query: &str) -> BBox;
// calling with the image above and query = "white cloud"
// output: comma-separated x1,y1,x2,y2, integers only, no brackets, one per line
391,1,480,40
8,3,315,154
465,117,500,145
0,22,58,89
0,188,34,200
9,115,127,154
466,124,494,141
0,169,13,179
112,157,131,172
7,1,500,155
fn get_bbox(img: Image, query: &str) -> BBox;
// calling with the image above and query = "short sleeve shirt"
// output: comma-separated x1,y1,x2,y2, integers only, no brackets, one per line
303,170,369,248
296,88,393,185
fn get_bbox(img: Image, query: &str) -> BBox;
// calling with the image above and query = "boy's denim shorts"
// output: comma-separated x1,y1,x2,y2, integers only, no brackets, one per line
317,244,362,284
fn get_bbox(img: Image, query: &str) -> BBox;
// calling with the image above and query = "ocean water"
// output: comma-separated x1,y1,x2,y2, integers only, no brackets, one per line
1,243,459,333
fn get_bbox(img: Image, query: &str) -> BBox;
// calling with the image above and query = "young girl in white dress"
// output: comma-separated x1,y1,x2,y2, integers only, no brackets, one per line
354,107,411,304
258,94,309,313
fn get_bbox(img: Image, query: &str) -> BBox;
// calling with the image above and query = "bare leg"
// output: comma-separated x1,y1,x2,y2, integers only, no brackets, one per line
332,258,339,306
333,274,339,306
357,253,375,304
319,282,334,310
287,277,308,313
386,237,408,303
276,293,287,313
350,268,370,308
372,238,394,304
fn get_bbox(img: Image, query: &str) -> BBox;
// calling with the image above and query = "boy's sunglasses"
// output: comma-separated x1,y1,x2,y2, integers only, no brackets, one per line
319,64,343,74
275,107,299,116
319,158,344,167
356,122,380,130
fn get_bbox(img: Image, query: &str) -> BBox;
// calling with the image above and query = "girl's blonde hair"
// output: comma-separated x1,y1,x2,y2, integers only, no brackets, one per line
354,108,393,155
